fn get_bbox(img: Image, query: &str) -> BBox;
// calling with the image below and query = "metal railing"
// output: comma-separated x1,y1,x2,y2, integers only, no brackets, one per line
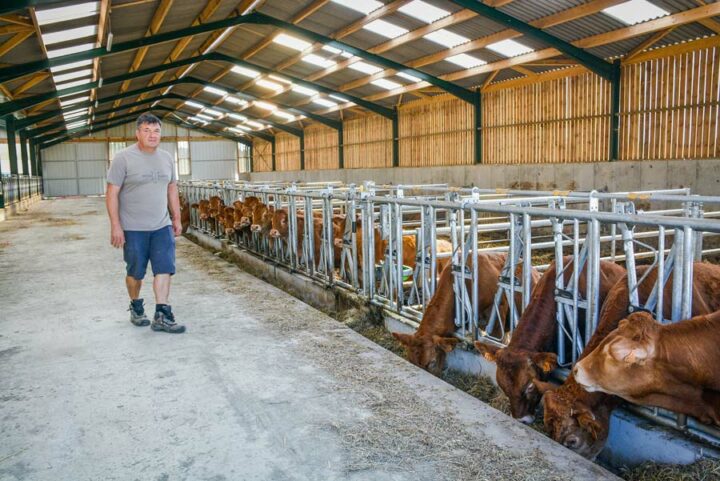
180,179,720,447
0,175,42,209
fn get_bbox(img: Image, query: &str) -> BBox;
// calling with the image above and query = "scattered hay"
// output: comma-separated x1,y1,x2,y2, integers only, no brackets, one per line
620,458,720,481
442,369,499,404
341,309,406,358
61,233,86,241
0,241,10,250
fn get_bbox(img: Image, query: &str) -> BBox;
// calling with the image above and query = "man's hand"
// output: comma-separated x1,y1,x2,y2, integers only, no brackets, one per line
110,223,125,248
172,219,182,237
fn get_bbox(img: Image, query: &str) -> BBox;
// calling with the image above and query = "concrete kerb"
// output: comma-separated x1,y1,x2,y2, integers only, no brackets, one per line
0,193,42,222
184,227,720,470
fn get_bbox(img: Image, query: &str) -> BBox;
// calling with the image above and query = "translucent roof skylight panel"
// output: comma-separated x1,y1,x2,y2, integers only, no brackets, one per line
348,61,383,75
485,39,534,57
46,42,95,58
603,0,669,25
52,68,94,84
35,2,99,25
330,0,383,15
41,25,98,45
371,78,403,90
363,19,409,39
423,29,470,48
302,54,337,68
255,79,285,92
399,0,451,24
446,53,487,69
231,65,260,78
498,0,584,24
50,59,93,74
55,78,93,90
273,33,312,51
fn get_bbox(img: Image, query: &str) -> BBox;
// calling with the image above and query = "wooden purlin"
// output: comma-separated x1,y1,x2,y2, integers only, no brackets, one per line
109,0,174,116
129,0,230,110
0,30,32,58
10,72,49,96
89,0,110,108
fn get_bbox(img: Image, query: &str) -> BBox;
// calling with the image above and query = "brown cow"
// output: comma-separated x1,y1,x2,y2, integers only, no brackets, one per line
475,258,626,424
392,252,539,375
269,208,325,265
179,193,191,234
573,310,720,427
537,262,720,459
221,206,236,237
198,199,211,220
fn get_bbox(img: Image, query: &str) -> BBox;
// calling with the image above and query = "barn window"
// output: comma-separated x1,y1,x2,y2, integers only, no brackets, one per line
177,140,190,176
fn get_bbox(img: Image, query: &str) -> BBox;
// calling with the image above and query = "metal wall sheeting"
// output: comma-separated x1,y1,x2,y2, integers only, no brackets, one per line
42,142,109,197
189,140,238,180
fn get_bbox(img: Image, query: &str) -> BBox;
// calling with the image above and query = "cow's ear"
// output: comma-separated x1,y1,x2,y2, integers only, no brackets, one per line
573,404,602,440
392,332,415,347
474,341,500,362
532,352,558,373
532,379,558,395
432,335,459,353
610,340,651,365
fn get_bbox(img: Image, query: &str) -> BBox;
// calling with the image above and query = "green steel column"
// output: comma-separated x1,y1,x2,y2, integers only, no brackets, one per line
300,132,305,170
19,130,29,175
474,88,482,164
248,145,253,173
392,109,399,168
271,137,276,172
6,115,18,175
36,144,43,177
29,138,36,176
610,59,622,161
338,124,344,169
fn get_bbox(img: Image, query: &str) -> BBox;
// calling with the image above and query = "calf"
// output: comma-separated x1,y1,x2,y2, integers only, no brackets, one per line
538,262,720,459
392,252,538,375
475,258,626,424
573,309,720,427
179,193,191,234
221,206,236,237
269,208,324,266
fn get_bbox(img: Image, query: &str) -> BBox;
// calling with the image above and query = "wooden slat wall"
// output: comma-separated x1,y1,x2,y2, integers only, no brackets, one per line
398,94,474,167
275,132,301,171
483,73,611,164
304,124,338,170
620,44,720,160
252,139,272,172
344,114,392,169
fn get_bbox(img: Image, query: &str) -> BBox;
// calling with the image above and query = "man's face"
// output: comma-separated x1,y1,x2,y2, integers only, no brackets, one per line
136,122,161,149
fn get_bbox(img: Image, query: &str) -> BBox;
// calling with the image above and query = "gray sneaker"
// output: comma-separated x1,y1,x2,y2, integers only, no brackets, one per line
129,299,150,327
151,305,186,334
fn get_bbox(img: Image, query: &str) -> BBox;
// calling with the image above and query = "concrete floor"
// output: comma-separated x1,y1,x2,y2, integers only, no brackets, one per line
0,198,618,481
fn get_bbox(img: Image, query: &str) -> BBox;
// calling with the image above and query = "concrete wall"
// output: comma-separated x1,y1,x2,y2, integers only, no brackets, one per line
249,159,720,196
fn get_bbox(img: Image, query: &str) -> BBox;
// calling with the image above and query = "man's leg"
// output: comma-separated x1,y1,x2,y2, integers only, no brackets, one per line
126,275,142,300
153,274,171,305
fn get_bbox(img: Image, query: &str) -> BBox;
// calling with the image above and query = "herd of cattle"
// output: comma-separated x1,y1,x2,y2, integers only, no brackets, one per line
180,192,720,460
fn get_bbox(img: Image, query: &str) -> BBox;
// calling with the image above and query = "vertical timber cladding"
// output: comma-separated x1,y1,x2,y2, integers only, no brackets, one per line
304,124,339,170
343,114,393,169
483,73,612,165
620,43,720,161
274,132,301,172
252,138,273,172
398,94,474,167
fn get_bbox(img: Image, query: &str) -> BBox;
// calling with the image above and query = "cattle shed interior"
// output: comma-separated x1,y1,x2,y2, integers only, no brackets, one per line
1,0,720,479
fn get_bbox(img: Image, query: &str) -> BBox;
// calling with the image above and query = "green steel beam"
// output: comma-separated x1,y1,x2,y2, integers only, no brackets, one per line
610,60,621,161
16,76,341,131
5,115,18,175
448,0,615,81
29,138,37,175
19,130,29,174
166,118,253,148
0,0,70,15
270,137,276,172
0,12,473,103
0,52,394,120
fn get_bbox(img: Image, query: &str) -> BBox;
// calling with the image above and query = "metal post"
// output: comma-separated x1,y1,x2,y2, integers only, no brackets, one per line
299,132,305,170
610,59,621,161
6,115,18,175
392,108,399,168
29,139,37,176
19,130,29,175
474,88,481,164
270,137,276,172
338,124,344,169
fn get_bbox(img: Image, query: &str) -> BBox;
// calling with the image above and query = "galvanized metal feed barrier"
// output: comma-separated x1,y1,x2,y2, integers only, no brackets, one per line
180,180,720,448
0,174,42,209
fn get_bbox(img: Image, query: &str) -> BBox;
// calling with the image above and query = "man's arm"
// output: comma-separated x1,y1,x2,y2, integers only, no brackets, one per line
106,184,124,248
168,182,182,236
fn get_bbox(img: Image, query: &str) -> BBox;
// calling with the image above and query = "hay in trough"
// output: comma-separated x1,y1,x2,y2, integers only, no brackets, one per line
620,458,720,481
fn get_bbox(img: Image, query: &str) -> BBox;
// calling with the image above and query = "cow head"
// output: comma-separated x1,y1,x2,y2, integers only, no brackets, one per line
573,312,658,397
475,342,557,423
392,332,459,375
538,382,610,459
269,209,290,239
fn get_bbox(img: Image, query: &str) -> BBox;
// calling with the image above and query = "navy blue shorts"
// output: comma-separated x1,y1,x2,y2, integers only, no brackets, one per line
123,226,176,280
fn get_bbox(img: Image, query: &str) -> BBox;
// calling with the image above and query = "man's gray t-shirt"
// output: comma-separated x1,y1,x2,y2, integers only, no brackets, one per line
107,143,177,231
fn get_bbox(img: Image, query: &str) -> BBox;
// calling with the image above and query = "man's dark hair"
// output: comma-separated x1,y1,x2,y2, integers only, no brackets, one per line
136,113,161,129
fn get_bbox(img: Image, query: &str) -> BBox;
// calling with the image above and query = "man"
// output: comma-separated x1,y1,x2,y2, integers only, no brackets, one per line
106,113,185,334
